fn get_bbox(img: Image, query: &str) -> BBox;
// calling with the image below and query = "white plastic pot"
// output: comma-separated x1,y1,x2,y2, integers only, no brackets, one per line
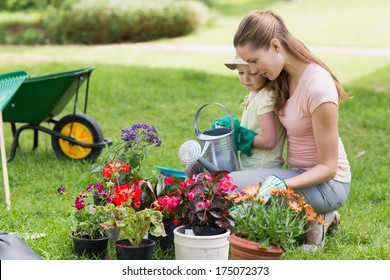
173,225,230,260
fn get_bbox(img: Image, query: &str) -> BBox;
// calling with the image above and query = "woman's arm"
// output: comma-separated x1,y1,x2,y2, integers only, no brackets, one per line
251,111,278,150
285,102,339,189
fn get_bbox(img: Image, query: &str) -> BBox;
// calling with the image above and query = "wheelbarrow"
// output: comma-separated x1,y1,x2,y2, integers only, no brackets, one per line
2,66,112,162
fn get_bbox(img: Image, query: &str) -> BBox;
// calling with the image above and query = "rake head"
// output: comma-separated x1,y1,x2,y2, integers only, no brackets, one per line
0,71,28,111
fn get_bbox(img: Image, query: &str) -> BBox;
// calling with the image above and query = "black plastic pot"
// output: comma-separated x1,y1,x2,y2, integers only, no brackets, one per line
149,219,179,250
71,233,110,259
93,194,106,206
115,239,155,260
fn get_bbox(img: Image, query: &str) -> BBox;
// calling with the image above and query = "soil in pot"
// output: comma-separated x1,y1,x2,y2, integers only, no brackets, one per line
192,225,227,236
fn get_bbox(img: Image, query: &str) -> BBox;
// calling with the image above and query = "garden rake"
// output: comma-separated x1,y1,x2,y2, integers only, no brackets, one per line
0,71,28,206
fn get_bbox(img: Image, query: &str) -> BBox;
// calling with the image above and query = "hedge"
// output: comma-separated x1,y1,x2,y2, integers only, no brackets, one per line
0,0,210,44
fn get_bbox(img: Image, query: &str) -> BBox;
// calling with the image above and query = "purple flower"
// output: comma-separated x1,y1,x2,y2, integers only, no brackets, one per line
57,185,66,195
86,184,93,192
73,196,85,210
93,183,105,194
120,123,161,147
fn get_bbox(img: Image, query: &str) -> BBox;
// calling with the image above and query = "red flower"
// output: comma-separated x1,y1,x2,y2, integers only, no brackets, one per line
164,177,175,185
111,184,141,208
102,160,130,179
172,218,181,225
133,187,141,208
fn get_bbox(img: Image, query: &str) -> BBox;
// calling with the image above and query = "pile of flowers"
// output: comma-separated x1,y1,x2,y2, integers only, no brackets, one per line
65,123,169,243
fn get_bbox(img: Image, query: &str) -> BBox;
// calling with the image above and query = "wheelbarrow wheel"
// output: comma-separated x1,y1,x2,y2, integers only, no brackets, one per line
51,113,104,161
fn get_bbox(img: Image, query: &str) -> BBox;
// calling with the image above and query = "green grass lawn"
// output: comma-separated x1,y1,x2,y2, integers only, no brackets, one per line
0,0,389,260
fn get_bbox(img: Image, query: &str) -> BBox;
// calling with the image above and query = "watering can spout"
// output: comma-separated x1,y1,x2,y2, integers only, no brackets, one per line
197,157,219,172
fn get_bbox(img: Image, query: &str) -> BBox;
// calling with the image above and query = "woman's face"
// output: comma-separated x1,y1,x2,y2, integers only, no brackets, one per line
236,64,267,92
236,41,284,81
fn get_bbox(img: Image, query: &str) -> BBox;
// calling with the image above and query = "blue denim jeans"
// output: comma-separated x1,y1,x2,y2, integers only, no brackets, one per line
229,168,351,214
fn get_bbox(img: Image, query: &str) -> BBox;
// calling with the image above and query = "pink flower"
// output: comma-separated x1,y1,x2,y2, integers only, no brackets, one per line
185,179,193,186
218,174,237,192
73,195,85,210
188,192,195,201
197,201,204,208
205,199,211,208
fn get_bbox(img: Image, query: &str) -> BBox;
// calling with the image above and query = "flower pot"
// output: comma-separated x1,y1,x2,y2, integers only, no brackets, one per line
173,225,230,260
227,234,284,260
71,233,110,259
93,194,106,206
115,238,155,260
149,218,178,250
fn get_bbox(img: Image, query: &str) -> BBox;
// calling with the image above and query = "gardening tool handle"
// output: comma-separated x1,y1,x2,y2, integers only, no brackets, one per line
194,103,235,136
0,111,11,206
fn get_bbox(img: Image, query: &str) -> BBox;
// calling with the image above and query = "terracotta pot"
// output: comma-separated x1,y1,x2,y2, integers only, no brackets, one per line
227,234,284,260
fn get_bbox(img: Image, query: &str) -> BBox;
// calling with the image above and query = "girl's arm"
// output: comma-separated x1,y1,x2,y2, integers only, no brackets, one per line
251,111,278,150
285,102,339,189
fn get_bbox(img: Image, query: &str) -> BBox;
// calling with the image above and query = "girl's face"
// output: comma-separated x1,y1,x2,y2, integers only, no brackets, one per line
236,64,267,92
236,40,284,81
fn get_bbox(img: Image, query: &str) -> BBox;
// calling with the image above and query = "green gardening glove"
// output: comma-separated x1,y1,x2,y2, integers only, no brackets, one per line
237,126,256,157
211,115,241,148
257,175,287,201
211,115,257,157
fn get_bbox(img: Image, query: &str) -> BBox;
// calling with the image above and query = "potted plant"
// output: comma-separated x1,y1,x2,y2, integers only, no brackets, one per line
164,171,237,260
99,182,166,260
145,176,182,250
91,123,162,190
226,186,326,260
69,191,110,259
87,122,162,241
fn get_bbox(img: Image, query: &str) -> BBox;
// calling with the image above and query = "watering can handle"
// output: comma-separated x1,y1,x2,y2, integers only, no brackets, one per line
194,103,235,135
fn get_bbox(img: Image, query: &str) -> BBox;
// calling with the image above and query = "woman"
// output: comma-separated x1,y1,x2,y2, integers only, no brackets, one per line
230,10,351,251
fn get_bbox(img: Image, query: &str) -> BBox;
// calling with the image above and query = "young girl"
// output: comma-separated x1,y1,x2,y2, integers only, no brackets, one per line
224,55,285,169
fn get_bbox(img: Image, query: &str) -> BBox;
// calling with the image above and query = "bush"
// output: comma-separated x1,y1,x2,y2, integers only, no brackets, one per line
0,12,47,44
0,0,65,11
44,0,210,44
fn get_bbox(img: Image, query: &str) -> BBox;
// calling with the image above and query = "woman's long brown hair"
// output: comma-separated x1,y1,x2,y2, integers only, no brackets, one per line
234,10,348,114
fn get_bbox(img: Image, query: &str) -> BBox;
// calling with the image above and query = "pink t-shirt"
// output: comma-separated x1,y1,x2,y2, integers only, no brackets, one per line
279,64,351,183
